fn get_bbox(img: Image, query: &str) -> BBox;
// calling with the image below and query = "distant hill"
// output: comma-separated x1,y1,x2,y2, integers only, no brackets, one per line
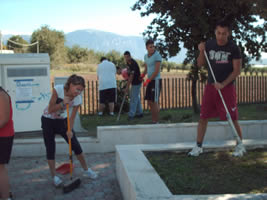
65,29,187,63
65,29,147,60
2,29,266,65
2,29,187,63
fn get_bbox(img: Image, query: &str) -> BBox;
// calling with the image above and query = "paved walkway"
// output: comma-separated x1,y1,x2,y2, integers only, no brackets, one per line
7,153,123,200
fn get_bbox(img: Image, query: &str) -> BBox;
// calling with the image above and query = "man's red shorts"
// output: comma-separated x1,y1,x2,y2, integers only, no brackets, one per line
200,84,238,120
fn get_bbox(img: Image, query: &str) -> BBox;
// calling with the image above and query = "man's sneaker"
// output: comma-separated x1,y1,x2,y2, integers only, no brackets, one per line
135,114,143,118
0,192,13,199
128,116,134,121
84,168,98,179
109,112,114,116
232,144,246,157
98,112,103,116
188,146,203,156
53,176,63,187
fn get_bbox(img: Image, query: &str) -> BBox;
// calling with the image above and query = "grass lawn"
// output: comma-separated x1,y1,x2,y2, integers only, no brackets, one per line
145,148,267,194
80,103,267,137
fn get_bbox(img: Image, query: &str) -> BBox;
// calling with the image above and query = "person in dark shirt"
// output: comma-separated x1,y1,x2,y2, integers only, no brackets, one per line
188,19,244,157
123,51,143,120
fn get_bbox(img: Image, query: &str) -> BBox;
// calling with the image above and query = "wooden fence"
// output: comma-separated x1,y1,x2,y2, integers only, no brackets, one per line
69,75,267,115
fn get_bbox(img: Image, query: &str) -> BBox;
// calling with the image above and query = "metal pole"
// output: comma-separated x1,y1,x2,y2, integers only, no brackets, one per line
0,30,2,52
37,41,39,53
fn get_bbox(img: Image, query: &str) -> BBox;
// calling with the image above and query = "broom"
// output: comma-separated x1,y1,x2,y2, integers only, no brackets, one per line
116,92,127,122
63,104,81,193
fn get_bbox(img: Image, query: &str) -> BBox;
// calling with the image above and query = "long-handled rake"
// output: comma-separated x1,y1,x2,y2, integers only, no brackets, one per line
204,50,246,157
116,92,127,122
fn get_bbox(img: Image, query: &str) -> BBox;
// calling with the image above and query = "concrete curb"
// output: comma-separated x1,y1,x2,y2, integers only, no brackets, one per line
116,140,267,200
12,120,267,157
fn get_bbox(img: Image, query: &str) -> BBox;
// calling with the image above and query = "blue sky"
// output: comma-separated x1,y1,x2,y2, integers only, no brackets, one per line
1,0,266,62
1,0,153,36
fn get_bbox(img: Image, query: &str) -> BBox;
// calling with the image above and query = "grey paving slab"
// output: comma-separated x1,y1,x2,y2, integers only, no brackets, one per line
7,153,122,200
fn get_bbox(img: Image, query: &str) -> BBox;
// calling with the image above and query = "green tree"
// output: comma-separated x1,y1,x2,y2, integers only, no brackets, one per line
87,49,100,64
132,0,267,113
7,35,29,53
67,45,89,63
105,50,125,67
161,60,168,72
30,25,67,66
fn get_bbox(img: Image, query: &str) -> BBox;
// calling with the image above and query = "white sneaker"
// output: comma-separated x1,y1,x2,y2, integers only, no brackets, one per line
98,112,103,116
109,112,114,116
232,144,246,157
53,176,63,187
84,168,98,179
188,146,203,156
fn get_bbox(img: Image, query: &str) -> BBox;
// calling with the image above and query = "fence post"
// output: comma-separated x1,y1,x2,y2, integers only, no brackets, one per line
172,78,174,109
182,78,184,108
92,80,95,114
163,78,166,109
96,80,98,114
87,81,91,115
178,78,181,108
245,76,247,103
175,78,178,108
167,78,170,109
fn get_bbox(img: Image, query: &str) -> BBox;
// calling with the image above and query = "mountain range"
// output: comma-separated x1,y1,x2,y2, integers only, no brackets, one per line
2,29,266,65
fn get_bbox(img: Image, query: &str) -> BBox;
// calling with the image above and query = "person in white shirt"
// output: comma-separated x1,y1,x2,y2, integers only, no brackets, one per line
97,57,117,116
41,74,97,187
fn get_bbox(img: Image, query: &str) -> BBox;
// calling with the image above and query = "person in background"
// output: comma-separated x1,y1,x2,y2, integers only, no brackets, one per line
188,19,244,157
141,39,162,123
123,51,143,120
97,57,117,116
41,74,97,187
0,87,14,200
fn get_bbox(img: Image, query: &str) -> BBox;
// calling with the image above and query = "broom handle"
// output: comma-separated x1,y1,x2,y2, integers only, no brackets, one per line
204,50,242,145
66,104,73,177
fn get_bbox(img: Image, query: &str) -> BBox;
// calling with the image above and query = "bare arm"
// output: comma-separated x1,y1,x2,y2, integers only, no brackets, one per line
148,61,161,80
47,89,64,113
142,64,147,75
197,42,206,67
215,58,242,90
0,92,10,128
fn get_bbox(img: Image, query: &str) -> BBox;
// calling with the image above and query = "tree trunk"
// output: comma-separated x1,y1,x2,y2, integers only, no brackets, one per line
192,78,200,114
191,59,200,114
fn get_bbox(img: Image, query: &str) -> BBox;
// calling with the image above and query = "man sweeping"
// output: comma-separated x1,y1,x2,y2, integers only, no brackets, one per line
188,18,246,157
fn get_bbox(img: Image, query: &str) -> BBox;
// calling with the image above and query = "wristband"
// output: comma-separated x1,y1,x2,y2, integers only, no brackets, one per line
143,79,151,87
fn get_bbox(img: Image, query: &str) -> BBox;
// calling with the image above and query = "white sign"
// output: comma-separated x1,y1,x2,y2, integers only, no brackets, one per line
15,79,33,103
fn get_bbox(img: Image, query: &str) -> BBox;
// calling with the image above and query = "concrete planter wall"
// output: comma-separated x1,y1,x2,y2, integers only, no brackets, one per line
98,120,267,148
12,120,267,157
